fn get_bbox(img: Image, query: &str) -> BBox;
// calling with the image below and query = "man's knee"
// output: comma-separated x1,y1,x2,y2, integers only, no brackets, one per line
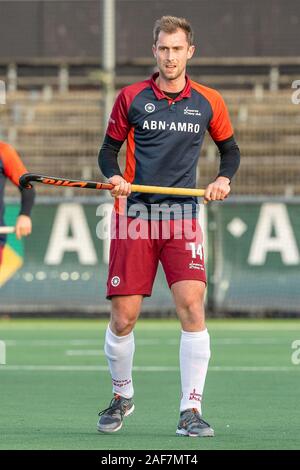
175,293,206,330
177,291,205,315
110,297,141,335
110,316,136,336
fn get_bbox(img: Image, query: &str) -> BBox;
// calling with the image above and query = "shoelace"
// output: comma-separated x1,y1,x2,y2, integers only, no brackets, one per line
183,408,210,427
98,395,126,417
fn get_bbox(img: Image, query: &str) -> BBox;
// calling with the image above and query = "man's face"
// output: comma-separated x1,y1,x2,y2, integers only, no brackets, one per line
152,29,195,81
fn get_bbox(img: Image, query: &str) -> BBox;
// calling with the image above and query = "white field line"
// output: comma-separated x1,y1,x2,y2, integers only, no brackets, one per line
4,339,160,347
3,338,290,347
207,325,300,331
65,350,105,356
0,365,299,372
4,340,101,346
167,338,287,345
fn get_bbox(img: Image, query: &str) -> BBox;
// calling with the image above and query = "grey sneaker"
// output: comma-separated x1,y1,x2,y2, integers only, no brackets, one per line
176,408,214,437
97,394,135,433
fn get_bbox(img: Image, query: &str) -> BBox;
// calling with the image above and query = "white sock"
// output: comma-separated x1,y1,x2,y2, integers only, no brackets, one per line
104,325,135,399
179,329,211,414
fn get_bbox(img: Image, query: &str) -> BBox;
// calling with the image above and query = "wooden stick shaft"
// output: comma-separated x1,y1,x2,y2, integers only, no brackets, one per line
0,227,15,234
131,184,205,197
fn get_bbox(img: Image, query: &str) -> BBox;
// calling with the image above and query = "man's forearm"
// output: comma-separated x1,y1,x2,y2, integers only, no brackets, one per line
215,136,240,181
98,134,123,178
19,187,35,216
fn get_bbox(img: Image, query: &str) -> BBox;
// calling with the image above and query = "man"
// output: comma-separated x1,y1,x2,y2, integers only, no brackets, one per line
97,16,240,437
0,141,35,264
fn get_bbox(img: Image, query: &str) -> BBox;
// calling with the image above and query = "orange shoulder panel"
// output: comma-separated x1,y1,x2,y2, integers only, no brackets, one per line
0,142,28,187
190,81,233,142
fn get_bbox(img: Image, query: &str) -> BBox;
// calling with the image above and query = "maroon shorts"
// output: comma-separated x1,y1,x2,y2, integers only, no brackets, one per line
106,214,206,298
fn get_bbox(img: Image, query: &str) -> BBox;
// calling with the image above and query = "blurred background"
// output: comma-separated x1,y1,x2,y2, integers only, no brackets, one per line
0,0,299,316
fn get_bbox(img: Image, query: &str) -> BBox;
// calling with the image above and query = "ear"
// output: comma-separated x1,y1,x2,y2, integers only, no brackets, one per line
187,45,195,60
152,44,157,58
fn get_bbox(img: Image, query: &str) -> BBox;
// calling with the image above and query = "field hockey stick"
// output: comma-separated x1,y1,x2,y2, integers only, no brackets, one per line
0,226,15,234
19,173,206,197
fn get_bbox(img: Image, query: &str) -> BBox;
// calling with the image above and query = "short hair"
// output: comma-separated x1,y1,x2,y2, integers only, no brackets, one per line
153,16,194,46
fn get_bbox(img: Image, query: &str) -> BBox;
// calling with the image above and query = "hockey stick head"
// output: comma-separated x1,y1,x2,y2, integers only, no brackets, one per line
19,173,34,189
19,173,114,191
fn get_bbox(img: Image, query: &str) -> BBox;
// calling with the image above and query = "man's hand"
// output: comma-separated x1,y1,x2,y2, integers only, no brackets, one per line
15,215,32,240
204,176,231,202
109,175,131,198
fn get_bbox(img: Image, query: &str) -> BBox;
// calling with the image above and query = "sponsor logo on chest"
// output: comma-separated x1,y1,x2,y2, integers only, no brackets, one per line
142,120,200,133
184,106,201,116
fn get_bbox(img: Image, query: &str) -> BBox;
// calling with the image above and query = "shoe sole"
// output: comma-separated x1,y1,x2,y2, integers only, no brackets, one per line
97,404,135,434
176,427,214,438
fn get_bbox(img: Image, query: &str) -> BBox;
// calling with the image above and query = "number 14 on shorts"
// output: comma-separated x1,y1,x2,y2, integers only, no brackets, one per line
188,242,203,260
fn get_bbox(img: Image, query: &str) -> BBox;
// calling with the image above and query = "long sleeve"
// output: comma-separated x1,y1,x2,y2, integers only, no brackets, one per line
214,135,240,181
98,134,123,178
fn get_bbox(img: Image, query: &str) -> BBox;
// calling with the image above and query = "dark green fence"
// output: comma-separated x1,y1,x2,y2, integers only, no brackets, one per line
208,198,300,314
1,197,299,316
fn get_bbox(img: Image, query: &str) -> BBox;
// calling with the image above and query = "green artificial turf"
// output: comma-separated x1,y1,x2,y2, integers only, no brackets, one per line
0,318,299,450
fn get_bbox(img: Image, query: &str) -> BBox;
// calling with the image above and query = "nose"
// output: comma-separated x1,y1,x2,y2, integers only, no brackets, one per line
166,49,175,61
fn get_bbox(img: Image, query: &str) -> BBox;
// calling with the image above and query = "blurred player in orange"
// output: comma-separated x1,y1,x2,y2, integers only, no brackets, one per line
0,141,35,264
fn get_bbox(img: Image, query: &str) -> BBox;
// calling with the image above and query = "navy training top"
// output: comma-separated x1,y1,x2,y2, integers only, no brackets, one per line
106,72,234,218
